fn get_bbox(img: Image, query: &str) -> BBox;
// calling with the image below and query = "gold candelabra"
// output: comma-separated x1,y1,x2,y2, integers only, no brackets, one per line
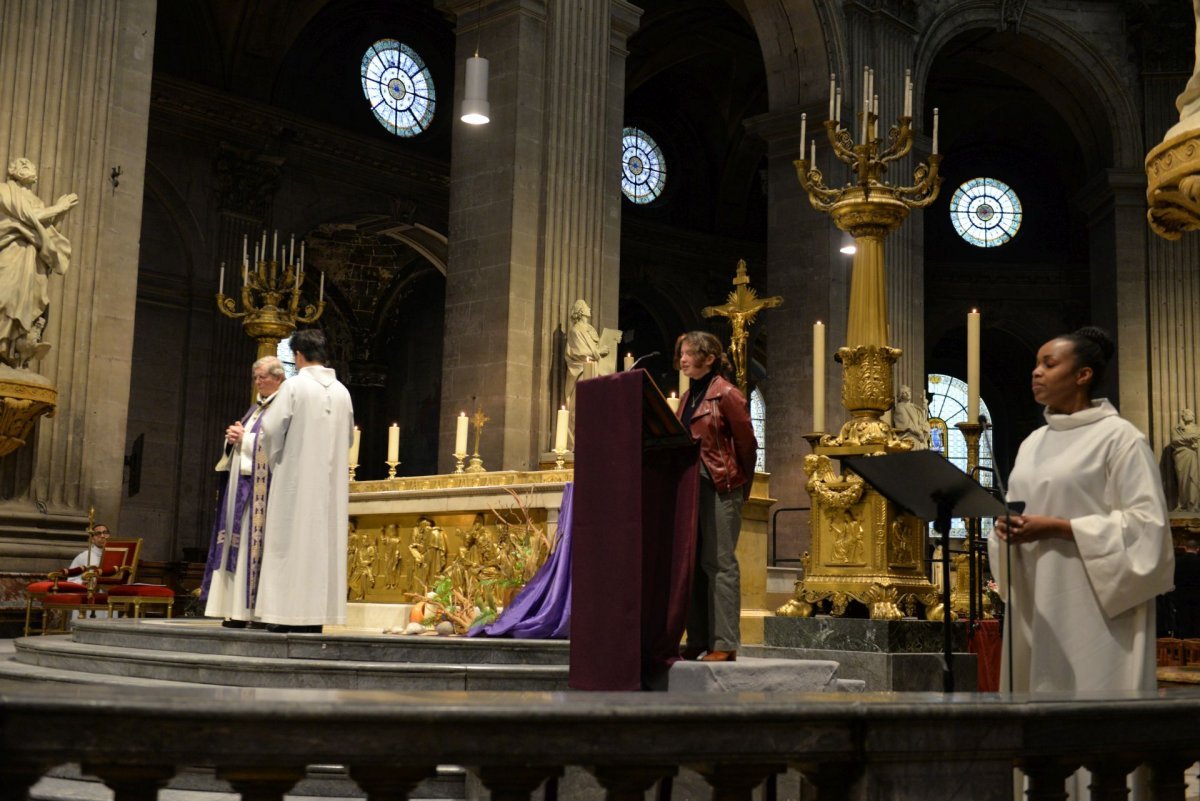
778,69,945,621
216,232,325,368
795,72,941,447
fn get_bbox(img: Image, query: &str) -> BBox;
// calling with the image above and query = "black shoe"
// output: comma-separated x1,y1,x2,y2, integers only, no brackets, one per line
265,624,292,633
247,621,267,630
221,619,248,629
293,625,323,634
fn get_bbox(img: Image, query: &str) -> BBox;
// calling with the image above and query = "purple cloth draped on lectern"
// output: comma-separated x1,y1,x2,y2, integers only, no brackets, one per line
469,482,575,639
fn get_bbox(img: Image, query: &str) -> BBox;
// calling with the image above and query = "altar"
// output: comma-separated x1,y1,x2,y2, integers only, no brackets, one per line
346,469,776,643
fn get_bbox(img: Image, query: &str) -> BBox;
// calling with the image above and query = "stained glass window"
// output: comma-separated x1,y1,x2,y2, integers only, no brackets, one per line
750,387,766,473
621,126,666,203
949,177,1022,248
926,373,995,538
276,339,297,379
361,40,435,137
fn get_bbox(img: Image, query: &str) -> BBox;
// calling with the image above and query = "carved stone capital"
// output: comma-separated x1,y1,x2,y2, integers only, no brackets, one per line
1146,128,1200,240
0,376,57,457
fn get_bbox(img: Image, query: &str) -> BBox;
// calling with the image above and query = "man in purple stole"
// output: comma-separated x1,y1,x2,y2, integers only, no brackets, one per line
200,356,285,628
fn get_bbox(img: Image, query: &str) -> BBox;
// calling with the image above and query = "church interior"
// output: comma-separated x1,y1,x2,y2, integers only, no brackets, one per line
5,0,1200,798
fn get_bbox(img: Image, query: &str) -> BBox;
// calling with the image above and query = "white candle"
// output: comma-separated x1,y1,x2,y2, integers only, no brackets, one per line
387,423,400,463
554,406,569,452
242,261,248,286
349,426,360,466
967,309,980,422
679,370,690,398
272,230,278,264
623,352,634,371
813,321,826,432
904,69,912,117
932,107,939,155
242,234,248,264
318,271,325,303
828,73,835,120
300,241,305,273
810,139,816,165
800,112,807,155
289,234,295,267
835,87,842,124
872,94,879,138
218,263,225,295
666,392,680,414
454,412,469,455
261,231,267,261
583,358,596,380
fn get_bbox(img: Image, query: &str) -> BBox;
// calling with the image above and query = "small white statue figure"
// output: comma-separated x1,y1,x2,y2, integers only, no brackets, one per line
1168,0,1200,140
1171,408,1200,513
0,157,77,369
892,384,931,450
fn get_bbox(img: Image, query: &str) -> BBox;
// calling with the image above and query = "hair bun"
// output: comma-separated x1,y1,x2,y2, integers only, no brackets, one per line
1072,326,1114,363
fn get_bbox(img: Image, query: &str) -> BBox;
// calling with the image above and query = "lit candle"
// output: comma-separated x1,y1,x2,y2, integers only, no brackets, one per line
349,426,360,466
932,107,939,155
387,423,400,463
679,369,690,398
967,309,980,422
454,412,469,455
828,73,835,120
623,352,634,371
666,392,680,414
800,112,807,155
554,406,569,452
584,358,596,380
218,262,225,295
813,321,826,432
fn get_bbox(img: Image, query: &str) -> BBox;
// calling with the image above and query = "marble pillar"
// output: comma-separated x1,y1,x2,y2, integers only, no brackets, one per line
0,0,156,568
437,0,640,472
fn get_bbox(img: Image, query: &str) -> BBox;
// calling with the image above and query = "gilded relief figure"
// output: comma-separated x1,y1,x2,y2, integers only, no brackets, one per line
831,508,865,565
346,521,359,589
379,523,403,590
408,516,447,592
348,536,376,601
889,517,916,566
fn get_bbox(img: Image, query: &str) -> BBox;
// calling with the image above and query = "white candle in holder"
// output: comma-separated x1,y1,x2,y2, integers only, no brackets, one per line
555,406,569,452
667,392,680,414
454,412,469,455
967,309,981,422
387,423,400,463
624,352,634,371
813,321,826,432
349,426,360,466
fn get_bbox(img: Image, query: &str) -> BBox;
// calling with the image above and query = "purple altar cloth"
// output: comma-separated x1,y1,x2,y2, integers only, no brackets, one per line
469,482,574,639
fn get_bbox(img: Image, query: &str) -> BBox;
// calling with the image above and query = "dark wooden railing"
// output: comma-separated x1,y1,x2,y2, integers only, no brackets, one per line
2,680,1199,801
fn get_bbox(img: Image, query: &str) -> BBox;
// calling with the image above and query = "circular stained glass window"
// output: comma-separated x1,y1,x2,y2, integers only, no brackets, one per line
361,39,435,137
621,127,666,204
949,177,1022,248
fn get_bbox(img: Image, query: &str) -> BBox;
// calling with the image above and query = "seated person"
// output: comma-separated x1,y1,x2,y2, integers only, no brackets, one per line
69,524,111,578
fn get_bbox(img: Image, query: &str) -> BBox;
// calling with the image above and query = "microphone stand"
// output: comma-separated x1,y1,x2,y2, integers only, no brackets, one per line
979,415,1015,693
630,352,660,369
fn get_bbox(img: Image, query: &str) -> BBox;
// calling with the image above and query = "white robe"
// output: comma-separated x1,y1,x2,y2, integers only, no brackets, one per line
989,399,1174,694
204,396,274,622
253,365,354,626
990,400,1174,801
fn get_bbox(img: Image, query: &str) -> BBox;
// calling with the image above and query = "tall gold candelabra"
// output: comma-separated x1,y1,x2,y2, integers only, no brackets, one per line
216,233,325,370
778,70,945,621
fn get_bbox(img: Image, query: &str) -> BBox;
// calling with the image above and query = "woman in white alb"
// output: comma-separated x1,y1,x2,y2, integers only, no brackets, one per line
990,327,1174,798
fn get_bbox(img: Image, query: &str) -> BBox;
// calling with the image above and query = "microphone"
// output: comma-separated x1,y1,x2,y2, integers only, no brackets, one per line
631,352,660,369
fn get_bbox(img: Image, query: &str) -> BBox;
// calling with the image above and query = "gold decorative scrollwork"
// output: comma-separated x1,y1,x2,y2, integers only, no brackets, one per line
803,454,863,510
0,378,57,457
1147,128,1200,240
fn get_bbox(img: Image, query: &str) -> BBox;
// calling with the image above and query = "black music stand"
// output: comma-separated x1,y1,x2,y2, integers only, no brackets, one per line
841,450,1007,692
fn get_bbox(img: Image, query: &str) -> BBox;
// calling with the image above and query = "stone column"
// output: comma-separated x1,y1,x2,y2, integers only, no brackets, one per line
437,0,640,472
0,0,156,567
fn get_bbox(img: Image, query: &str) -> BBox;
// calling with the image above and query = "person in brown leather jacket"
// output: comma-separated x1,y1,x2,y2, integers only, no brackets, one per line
675,331,758,662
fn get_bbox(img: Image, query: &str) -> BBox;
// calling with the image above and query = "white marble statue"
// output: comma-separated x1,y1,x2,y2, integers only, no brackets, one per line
1171,408,1200,513
0,157,77,369
1168,0,1200,140
564,299,614,407
892,384,930,450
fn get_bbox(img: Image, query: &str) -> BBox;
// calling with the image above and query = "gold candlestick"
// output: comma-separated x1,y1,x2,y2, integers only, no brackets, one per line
452,452,467,474
385,460,400,479
349,462,358,481
465,407,489,473
552,448,567,470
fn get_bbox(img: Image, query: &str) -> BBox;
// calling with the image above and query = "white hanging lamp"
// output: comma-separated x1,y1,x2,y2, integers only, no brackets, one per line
460,54,490,125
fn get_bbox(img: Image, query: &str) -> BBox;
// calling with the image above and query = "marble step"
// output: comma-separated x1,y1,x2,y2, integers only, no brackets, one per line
68,618,570,665
12,635,570,691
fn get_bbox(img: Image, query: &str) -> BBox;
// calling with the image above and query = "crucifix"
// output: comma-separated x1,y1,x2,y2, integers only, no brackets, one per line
466,406,490,473
701,260,784,394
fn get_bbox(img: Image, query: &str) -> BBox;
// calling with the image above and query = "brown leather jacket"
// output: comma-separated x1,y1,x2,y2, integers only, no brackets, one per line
679,374,758,494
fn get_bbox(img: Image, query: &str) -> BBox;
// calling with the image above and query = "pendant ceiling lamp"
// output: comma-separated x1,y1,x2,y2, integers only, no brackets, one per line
460,1,489,125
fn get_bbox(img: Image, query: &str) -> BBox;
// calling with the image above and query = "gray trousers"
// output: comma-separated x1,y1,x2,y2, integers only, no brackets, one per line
687,468,745,652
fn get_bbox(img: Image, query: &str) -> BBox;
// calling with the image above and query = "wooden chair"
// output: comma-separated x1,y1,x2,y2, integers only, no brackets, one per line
1157,637,1184,667
32,539,143,635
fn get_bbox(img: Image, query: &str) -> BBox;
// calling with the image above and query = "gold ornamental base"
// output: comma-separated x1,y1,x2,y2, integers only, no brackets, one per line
0,372,57,457
776,451,943,621
1146,126,1200,240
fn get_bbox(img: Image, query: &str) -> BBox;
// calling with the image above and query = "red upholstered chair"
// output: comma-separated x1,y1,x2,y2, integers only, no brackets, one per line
23,570,89,636
28,538,144,635
107,583,175,620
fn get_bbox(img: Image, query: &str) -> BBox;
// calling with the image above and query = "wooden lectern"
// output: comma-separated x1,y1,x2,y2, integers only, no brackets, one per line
569,370,700,690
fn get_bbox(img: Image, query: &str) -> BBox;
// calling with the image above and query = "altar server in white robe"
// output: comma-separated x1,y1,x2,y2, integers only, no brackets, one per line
254,329,354,633
991,326,1174,800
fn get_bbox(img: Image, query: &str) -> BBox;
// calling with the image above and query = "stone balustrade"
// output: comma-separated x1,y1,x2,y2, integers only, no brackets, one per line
2,679,1199,801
